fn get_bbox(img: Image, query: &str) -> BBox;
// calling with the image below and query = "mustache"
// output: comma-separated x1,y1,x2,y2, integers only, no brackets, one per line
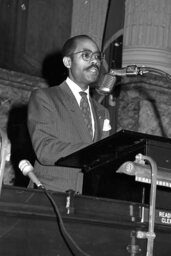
86,64,100,71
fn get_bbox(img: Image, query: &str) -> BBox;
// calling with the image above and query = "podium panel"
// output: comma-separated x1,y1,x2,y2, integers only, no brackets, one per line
1,186,171,256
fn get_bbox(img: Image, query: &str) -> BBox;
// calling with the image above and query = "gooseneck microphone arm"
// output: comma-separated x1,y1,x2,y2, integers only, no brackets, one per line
96,65,149,97
96,65,171,104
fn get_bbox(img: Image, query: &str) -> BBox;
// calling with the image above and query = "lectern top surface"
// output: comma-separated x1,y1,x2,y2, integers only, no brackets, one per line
55,130,171,171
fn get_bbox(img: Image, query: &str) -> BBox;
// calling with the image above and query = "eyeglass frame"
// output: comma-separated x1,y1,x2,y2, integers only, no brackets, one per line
68,50,105,62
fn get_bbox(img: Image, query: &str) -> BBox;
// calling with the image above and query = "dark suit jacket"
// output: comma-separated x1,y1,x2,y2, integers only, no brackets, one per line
27,81,110,192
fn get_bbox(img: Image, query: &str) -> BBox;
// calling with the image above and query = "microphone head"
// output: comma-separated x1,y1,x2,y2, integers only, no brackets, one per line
18,160,33,176
96,71,117,95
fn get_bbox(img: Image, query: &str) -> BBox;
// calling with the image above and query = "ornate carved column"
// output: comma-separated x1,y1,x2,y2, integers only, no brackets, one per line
122,0,171,74
71,0,109,49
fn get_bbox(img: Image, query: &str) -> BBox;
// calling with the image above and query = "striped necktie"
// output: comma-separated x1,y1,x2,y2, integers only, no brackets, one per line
79,91,93,138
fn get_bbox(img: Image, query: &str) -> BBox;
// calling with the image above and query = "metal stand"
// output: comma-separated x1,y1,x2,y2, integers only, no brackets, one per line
135,154,157,256
117,153,158,256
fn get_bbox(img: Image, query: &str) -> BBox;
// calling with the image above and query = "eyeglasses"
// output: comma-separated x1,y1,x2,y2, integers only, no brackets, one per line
69,50,105,62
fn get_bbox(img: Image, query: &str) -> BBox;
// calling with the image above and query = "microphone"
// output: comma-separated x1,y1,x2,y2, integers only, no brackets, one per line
96,70,117,95
96,65,149,95
18,160,44,188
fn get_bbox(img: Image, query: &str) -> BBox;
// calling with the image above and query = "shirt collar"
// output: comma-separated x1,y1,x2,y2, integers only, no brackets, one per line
66,77,90,98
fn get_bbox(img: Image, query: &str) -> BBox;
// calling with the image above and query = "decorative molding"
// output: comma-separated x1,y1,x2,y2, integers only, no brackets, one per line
122,47,171,74
0,68,48,91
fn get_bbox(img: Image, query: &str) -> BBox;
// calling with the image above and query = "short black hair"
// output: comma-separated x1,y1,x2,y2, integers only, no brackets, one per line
62,34,94,57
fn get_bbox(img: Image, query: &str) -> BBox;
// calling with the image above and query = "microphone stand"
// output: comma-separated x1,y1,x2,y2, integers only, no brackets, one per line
117,153,158,256
96,65,171,104
135,154,157,256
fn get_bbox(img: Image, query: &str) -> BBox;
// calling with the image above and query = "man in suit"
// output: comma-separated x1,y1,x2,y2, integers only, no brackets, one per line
27,34,111,193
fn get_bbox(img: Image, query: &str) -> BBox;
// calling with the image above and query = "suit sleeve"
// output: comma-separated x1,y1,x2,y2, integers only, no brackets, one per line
27,89,89,166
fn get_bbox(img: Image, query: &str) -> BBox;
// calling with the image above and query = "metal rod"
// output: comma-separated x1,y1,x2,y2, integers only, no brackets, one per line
136,154,157,256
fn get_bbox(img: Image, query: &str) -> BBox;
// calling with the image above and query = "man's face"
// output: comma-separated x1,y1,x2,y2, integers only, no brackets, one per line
66,38,102,90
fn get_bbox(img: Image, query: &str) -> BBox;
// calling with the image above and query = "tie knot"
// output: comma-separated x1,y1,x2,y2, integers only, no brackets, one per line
79,91,87,98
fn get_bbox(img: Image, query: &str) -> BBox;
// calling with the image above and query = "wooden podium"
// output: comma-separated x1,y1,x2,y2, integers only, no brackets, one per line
57,130,171,206
2,130,171,255
0,185,171,256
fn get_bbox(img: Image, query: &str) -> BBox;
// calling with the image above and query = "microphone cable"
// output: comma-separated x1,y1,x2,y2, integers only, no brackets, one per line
36,185,91,256
19,160,91,256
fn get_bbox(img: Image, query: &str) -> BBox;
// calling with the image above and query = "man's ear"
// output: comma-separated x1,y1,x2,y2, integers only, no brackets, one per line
63,56,71,68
